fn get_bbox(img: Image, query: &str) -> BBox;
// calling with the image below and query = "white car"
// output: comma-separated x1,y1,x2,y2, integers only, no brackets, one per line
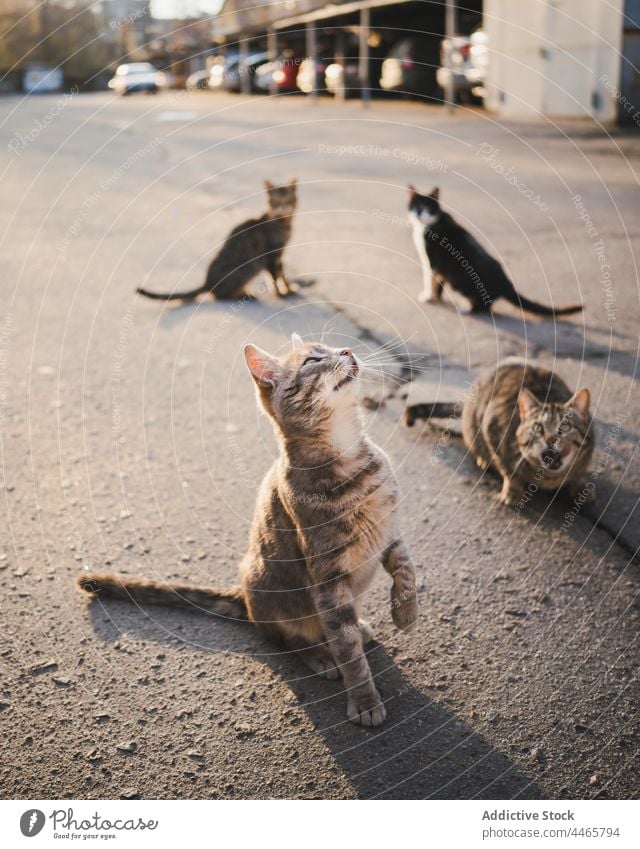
436,30,488,103
108,63,165,95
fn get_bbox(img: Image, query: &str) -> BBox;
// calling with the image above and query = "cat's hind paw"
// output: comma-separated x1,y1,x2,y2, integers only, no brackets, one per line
359,619,375,644
499,485,522,509
317,660,341,680
278,280,300,297
295,644,342,680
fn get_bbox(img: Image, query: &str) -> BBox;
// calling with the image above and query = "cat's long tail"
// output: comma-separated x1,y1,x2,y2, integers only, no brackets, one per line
135,284,207,301
504,289,583,317
76,573,248,620
404,402,461,426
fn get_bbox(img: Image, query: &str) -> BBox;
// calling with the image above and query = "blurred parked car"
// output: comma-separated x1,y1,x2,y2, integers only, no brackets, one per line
296,56,330,94
254,50,302,93
379,35,441,99
108,63,165,95
324,60,354,97
325,55,384,98
436,29,488,102
231,52,270,92
324,35,387,98
208,54,239,91
23,64,63,94
186,69,210,91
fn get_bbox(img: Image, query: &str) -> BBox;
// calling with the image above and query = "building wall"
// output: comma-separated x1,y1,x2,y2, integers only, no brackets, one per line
485,0,624,122
619,0,640,123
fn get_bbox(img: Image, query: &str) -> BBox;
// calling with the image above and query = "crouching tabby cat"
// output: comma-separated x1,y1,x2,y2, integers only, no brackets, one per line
136,180,298,302
405,358,593,507
78,334,418,727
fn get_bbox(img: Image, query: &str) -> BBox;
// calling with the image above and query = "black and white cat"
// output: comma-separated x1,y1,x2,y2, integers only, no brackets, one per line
408,186,583,317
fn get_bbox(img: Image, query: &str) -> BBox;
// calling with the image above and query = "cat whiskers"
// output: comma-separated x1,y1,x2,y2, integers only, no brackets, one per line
358,333,419,359
359,356,432,376
319,316,337,346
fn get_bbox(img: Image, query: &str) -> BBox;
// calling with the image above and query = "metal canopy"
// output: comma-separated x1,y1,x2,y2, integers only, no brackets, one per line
272,0,417,31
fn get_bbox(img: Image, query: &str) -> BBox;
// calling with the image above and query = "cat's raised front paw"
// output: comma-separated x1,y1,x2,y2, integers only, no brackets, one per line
391,584,419,631
347,689,387,727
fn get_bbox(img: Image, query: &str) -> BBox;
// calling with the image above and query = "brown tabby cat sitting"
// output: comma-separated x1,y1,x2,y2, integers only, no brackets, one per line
405,357,593,507
136,180,298,301
78,334,418,727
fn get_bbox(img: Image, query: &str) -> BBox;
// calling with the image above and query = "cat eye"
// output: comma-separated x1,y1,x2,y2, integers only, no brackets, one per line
303,356,323,366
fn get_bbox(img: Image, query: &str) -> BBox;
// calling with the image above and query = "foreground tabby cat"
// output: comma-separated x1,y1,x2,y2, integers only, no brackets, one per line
408,186,583,317
405,358,593,507
78,334,418,727
136,180,297,301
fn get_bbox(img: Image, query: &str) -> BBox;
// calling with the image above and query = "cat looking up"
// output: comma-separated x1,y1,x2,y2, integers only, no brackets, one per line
78,334,419,727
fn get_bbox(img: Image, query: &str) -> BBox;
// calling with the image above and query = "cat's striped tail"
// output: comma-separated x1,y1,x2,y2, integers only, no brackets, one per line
76,573,248,620
136,284,207,301
404,402,461,427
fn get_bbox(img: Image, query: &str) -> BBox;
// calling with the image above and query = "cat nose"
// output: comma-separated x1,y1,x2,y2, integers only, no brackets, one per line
340,348,353,358
542,447,561,469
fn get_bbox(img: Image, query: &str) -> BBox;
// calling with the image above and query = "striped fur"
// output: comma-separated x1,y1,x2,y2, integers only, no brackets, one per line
136,180,297,301
77,574,247,620
77,336,418,727
464,358,594,506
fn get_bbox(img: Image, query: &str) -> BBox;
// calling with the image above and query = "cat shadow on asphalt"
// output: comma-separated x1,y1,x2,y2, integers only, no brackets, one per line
468,311,637,379
84,600,543,800
154,277,317,332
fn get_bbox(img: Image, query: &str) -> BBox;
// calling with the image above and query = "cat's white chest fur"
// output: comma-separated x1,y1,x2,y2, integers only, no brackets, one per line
410,214,428,257
409,213,433,301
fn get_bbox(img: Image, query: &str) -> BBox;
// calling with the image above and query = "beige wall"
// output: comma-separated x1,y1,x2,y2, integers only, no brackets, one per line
484,0,624,122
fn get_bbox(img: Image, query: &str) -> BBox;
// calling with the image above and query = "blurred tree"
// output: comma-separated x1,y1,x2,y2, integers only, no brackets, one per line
0,1,117,83
0,5,41,68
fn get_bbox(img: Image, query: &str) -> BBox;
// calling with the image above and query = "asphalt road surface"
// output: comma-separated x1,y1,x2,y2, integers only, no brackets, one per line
1,91,639,800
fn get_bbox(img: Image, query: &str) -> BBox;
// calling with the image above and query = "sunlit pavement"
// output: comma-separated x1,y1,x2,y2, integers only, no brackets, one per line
0,90,638,799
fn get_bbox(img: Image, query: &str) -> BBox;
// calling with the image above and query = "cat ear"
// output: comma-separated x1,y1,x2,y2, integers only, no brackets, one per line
291,332,304,349
264,180,275,191
244,344,279,389
518,388,539,419
407,184,416,199
429,187,440,201
567,388,590,419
